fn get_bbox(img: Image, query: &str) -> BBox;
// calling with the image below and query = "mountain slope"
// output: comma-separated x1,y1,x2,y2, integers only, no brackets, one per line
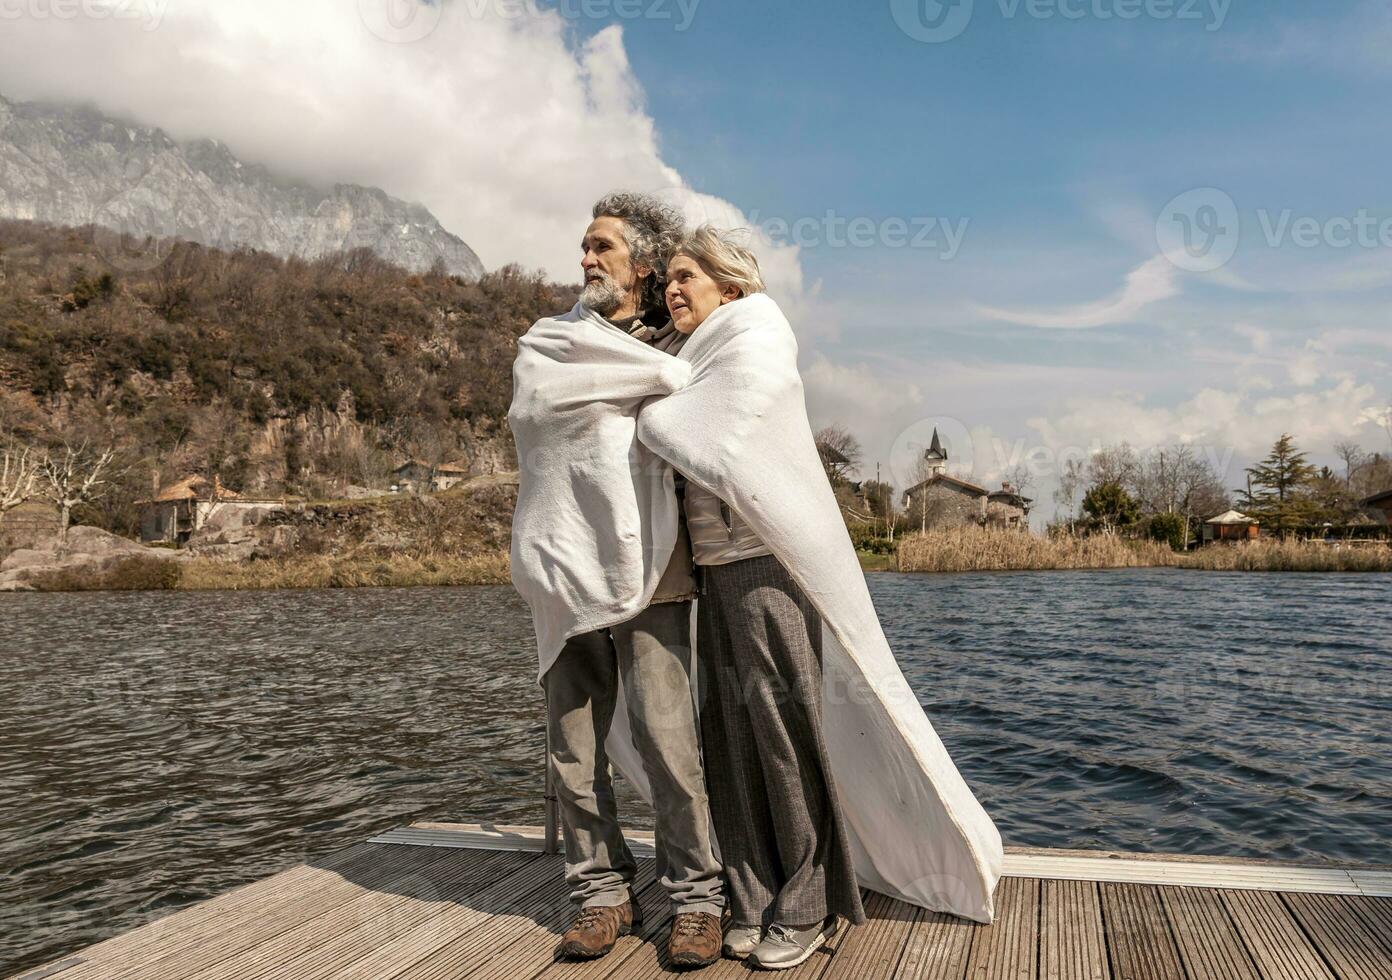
0,93,484,279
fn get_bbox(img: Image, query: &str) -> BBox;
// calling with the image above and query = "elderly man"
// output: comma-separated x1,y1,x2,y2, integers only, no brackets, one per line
515,193,725,968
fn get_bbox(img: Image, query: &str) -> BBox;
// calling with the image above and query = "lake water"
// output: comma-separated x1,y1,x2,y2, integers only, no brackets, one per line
3,569,1389,976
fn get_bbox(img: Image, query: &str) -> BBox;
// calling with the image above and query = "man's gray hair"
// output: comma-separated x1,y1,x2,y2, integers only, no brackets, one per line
592,192,685,315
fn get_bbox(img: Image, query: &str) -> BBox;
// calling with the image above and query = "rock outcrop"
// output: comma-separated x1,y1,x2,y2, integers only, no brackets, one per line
0,93,484,279
0,525,183,590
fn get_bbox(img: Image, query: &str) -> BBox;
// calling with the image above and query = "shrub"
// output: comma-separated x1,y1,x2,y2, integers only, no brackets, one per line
31,556,181,591
1147,512,1188,551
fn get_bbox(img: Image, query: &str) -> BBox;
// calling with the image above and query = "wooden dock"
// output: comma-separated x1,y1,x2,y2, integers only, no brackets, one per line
11,823,1391,980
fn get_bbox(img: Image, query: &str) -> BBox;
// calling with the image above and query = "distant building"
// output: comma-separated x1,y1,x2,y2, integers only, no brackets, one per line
1363,489,1392,525
139,474,282,545
391,458,434,492
391,457,472,493
1201,509,1260,544
987,483,1032,529
900,428,1031,530
434,459,471,491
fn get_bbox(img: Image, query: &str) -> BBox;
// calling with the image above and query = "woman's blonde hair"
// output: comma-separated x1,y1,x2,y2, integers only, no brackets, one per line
671,225,765,298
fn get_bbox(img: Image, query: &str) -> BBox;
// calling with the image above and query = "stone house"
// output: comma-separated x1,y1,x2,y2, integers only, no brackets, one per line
902,473,992,529
391,458,472,493
986,483,1032,529
391,458,434,492
433,460,470,491
900,428,1031,530
139,475,281,545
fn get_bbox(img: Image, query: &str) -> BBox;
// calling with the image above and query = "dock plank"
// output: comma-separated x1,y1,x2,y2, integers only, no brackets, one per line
402,863,657,980
12,843,385,978
964,874,1039,980
1098,882,1185,980
10,832,1392,980
48,844,452,980
1158,884,1259,980
186,849,532,980
321,853,564,980
820,890,917,979
1040,879,1109,980
1283,892,1392,980
1219,888,1336,980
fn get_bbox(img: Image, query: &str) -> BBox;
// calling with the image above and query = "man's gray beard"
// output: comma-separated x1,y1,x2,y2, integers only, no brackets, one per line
580,276,624,317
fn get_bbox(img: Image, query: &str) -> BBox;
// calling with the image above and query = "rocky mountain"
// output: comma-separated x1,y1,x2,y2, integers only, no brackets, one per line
0,93,484,279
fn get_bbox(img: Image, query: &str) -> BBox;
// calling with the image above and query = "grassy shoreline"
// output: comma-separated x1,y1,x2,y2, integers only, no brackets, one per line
22,551,513,592
895,527,1392,574
12,530,1392,593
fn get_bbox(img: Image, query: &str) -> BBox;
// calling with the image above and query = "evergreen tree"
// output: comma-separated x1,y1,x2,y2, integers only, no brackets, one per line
1081,480,1141,533
1240,433,1318,534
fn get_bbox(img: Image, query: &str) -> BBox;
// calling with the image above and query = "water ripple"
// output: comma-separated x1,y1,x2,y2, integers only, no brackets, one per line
2,569,1389,976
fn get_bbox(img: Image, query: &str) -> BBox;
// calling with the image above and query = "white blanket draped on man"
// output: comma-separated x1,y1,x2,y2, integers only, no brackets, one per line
509,292,1004,923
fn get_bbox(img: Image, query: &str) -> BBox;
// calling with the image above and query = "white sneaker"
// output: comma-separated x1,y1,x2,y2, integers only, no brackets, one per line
748,918,838,971
722,924,762,960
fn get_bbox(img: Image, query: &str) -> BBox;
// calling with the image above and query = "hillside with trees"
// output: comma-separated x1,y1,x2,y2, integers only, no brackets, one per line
0,219,577,539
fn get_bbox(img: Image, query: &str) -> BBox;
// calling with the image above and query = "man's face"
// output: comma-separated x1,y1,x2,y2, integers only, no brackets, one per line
580,216,648,316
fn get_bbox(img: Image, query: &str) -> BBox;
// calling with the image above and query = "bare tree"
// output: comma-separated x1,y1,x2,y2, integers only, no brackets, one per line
1,441,41,516
1053,456,1085,532
40,440,122,545
1334,441,1366,488
1087,443,1141,492
814,425,862,485
1004,462,1034,499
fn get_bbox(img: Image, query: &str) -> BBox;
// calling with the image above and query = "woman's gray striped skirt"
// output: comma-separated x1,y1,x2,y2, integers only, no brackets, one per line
696,553,866,928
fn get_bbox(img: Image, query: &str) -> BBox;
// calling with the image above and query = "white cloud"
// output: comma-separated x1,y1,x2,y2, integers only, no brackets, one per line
1232,322,1271,352
974,255,1179,329
1026,377,1384,468
0,0,803,293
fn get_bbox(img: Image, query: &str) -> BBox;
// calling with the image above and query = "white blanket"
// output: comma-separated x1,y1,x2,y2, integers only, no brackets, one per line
509,294,1003,923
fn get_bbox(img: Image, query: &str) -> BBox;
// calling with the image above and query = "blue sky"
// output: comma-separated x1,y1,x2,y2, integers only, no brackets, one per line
582,0,1392,515
2,0,1388,520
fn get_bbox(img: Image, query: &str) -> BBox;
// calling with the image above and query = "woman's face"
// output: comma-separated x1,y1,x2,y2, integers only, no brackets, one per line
665,255,739,333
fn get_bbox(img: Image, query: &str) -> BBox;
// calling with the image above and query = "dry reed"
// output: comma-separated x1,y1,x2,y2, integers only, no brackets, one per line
895,526,1392,573
896,527,1172,572
174,551,512,590
1176,538,1392,572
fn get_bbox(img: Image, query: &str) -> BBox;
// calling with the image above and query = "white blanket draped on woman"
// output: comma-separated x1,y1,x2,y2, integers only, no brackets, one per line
509,294,1003,923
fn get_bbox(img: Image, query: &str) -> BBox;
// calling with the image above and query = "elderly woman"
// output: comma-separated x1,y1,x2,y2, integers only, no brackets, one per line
660,228,865,971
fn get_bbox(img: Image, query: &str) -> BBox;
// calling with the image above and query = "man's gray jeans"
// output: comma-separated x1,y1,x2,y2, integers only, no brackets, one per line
544,599,724,917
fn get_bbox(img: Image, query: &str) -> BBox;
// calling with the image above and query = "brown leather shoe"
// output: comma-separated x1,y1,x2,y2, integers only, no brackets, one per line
556,900,643,960
667,911,722,969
